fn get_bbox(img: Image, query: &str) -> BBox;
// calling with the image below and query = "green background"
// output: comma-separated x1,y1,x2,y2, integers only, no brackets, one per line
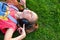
0,0,59,40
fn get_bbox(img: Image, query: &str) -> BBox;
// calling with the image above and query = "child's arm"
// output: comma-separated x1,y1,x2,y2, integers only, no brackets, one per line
4,24,26,40
12,24,26,40
4,28,15,40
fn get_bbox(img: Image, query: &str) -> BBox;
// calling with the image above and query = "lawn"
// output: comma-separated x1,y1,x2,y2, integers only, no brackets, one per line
0,0,59,40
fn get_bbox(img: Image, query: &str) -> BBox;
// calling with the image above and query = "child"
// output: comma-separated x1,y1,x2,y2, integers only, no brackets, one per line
0,2,26,40
3,8,38,40
0,0,38,40
4,24,26,40
5,0,38,33
16,9,38,33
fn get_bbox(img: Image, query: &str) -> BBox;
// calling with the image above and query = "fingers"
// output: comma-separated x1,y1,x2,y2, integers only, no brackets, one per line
17,24,25,31
23,24,25,30
20,0,26,4
17,24,26,34
22,24,26,36
17,27,22,34
20,0,26,8
17,27,22,31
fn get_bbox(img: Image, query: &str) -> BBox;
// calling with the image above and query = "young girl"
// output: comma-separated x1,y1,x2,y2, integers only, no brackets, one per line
0,1,26,40
0,0,38,40
4,0,38,33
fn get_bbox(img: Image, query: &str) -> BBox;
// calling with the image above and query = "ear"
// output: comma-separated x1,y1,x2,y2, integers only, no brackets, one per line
33,23,38,29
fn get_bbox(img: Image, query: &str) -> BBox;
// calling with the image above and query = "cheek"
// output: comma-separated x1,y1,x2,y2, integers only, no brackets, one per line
24,14,31,20
27,16,31,20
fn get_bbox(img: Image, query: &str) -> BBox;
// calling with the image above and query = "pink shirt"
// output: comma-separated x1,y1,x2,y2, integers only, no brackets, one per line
0,7,17,34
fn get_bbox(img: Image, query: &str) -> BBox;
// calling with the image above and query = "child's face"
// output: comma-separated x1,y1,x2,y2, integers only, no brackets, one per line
16,9,38,33
16,9,38,22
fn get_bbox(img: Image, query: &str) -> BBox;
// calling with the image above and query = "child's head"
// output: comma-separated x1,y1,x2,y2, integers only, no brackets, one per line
16,9,38,22
16,9,38,33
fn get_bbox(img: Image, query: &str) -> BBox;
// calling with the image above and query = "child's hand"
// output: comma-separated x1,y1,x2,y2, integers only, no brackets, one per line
17,24,26,36
20,0,26,5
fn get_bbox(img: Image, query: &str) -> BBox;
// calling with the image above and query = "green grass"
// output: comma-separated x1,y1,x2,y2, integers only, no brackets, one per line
0,0,59,40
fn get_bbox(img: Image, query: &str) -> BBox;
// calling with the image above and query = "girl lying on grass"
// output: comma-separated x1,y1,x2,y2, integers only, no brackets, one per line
0,0,38,40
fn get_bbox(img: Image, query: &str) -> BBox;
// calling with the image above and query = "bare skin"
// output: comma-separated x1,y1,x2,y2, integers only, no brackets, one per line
16,9,38,33
4,8,38,40
3,0,38,40
4,24,26,40
16,9,38,22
